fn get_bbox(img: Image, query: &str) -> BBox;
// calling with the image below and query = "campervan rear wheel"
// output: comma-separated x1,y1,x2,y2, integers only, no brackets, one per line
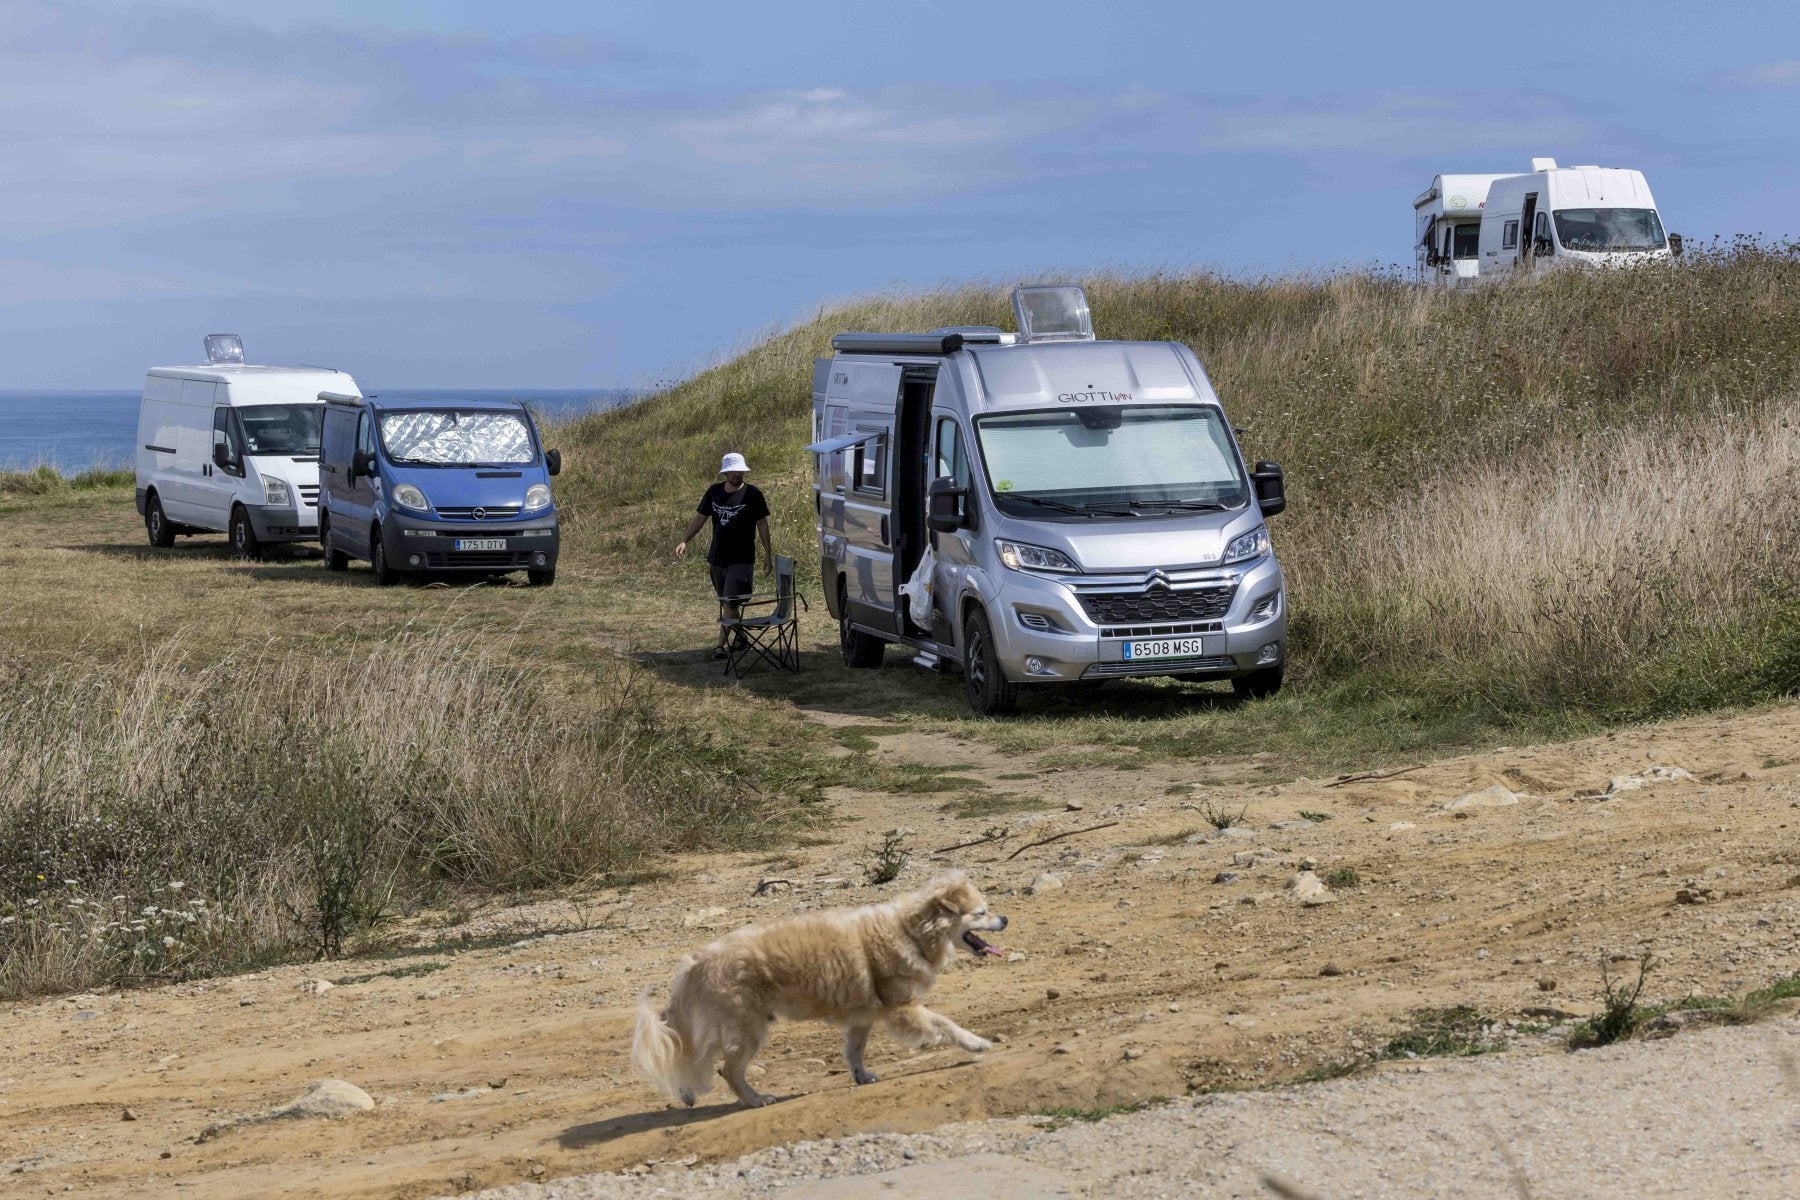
144,494,176,548
961,608,1019,716
1232,665,1284,700
369,527,398,586
319,512,348,572
229,506,261,561
838,582,885,668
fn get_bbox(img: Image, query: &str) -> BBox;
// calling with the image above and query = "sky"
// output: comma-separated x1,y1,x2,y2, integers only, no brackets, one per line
3,0,1798,389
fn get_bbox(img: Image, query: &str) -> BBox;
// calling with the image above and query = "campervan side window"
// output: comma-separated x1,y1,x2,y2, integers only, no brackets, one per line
1502,220,1519,250
1452,224,1480,259
852,430,886,498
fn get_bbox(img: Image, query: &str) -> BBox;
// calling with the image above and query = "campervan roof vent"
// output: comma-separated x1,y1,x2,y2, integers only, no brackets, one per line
204,333,244,365
1012,285,1094,344
1530,157,1558,172
929,326,1016,345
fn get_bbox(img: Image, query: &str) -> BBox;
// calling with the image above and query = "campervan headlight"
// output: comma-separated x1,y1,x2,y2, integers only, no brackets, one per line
262,476,291,506
522,483,552,512
996,539,1079,574
392,483,430,512
1221,527,1270,566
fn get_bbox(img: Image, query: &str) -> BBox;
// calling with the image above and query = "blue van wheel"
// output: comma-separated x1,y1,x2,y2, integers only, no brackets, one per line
527,567,555,587
319,512,348,572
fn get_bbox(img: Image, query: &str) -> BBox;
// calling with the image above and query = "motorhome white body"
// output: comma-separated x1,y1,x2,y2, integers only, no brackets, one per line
1413,173,1508,284
1475,158,1672,274
809,287,1289,715
135,342,359,556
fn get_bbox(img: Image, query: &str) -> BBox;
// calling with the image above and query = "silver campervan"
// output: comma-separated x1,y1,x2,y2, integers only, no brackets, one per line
809,285,1289,715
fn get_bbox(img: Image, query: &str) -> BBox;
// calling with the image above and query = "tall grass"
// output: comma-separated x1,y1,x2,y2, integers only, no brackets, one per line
0,463,135,497
0,631,777,996
559,241,1800,715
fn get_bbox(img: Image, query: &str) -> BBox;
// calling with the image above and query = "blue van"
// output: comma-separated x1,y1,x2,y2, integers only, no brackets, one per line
318,393,562,586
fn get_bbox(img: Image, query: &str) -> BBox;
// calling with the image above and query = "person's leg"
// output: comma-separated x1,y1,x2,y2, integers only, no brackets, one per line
723,563,753,647
710,564,732,654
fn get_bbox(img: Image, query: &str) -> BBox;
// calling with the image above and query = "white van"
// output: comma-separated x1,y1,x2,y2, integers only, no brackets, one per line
1413,173,1509,284
134,335,360,558
1476,158,1675,274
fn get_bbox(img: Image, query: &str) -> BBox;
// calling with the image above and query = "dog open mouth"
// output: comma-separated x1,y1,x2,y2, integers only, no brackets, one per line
961,930,1004,957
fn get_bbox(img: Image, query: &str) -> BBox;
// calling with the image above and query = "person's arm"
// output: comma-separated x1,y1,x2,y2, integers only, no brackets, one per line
675,506,709,559
756,516,773,573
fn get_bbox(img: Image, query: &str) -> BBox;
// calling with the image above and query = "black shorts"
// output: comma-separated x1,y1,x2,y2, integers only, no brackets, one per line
710,561,753,600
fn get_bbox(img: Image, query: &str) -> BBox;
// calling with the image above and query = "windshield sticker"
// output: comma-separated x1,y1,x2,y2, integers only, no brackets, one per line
996,479,1014,492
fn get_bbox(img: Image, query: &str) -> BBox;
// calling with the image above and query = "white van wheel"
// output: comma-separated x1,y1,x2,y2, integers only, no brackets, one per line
961,608,1018,716
229,506,262,561
144,494,176,548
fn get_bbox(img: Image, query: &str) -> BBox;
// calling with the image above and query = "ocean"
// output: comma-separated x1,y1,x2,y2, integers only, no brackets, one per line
0,389,640,474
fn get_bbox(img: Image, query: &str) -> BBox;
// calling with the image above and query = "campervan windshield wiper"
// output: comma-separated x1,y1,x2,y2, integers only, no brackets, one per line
1125,499,1231,512
1010,495,1134,518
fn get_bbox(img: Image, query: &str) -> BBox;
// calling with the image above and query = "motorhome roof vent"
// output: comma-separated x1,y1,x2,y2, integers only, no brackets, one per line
1530,157,1558,172
1569,164,1601,170
1012,285,1094,344
929,325,1016,345
203,333,244,365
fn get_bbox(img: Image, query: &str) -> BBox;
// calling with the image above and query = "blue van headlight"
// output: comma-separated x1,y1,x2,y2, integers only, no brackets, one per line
392,483,430,511
523,484,552,512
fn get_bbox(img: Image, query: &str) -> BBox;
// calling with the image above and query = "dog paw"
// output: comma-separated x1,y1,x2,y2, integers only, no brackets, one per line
679,1089,697,1108
960,1035,993,1053
737,1091,773,1108
853,1069,881,1085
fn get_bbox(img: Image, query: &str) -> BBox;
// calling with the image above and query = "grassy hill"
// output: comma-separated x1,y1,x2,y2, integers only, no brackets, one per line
557,240,1800,717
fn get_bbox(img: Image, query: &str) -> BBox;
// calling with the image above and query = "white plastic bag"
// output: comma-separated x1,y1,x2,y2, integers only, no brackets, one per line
900,545,937,629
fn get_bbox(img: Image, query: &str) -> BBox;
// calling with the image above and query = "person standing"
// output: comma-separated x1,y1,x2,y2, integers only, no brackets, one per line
676,452,773,658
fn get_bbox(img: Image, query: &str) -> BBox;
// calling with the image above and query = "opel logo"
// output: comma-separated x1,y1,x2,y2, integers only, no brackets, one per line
473,507,487,521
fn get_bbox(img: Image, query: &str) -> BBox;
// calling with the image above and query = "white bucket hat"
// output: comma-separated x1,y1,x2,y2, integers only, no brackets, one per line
719,452,750,474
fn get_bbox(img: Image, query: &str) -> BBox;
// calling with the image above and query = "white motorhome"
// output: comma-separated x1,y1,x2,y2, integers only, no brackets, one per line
808,286,1288,715
1476,158,1675,274
134,335,359,558
1413,173,1508,283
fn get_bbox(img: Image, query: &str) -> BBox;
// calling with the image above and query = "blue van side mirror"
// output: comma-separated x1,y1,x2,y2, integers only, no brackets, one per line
351,450,374,480
545,448,562,477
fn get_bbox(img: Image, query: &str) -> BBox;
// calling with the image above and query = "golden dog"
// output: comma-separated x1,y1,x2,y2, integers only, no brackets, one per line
632,870,1006,1108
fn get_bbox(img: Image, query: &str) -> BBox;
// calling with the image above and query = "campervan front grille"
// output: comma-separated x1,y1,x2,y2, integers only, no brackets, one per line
297,485,319,508
425,551,534,568
1084,655,1236,679
435,504,522,521
1079,584,1236,626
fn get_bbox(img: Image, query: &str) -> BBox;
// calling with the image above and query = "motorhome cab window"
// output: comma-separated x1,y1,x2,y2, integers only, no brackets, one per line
237,405,323,456
852,431,886,497
935,417,971,518
1553,208,1666,252
1452,224,1480,259
1502,220,1519,250
378,410,535,465
975,405,1247,518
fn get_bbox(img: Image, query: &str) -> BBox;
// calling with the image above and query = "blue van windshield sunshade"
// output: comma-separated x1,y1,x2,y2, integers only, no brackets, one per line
380,411,533,464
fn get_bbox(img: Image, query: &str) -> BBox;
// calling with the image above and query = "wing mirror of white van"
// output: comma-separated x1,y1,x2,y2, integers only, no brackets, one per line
1669,232,1684,257
545,449,562,477
927,476,968,533
1252,461,1287,518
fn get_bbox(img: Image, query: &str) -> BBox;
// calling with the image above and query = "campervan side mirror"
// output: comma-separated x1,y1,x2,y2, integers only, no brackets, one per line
1251,461,1286,518
926,476,967,533
1668,233,1684,257
545,448,562,477
351,450,374,480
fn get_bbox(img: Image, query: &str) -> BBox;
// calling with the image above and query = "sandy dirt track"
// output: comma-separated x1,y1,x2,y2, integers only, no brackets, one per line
5,702,1799,1198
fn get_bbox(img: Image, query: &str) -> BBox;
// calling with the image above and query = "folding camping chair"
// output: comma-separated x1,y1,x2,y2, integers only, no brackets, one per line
720,554,807,676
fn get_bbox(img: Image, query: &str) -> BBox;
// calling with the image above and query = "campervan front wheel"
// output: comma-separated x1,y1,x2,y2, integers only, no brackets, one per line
1232,665,1284,701
229,506,262,562
144,493,176,548
961,608,1019,717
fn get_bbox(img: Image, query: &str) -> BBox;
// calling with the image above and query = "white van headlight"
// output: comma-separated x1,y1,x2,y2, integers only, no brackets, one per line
392,483,430,512
523,484,552,512
996,539,1078,573
262,477,291,506
1221,527,1269,565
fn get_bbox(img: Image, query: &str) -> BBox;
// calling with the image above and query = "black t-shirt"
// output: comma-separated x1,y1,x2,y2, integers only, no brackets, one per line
696,482,769,566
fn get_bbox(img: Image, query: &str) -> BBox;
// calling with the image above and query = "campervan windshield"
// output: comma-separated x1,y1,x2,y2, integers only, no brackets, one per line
238,404,323,456
1553,208,1666,252
975,405,1248,518
379,410,535,465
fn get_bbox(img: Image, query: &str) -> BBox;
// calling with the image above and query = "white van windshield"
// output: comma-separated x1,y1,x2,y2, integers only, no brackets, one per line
238,404,323,456
378,410,535,465
974,405,1248,518
1553,208,1666,252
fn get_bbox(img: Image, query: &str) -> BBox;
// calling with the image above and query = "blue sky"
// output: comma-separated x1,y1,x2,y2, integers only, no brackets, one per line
4,0,1798,388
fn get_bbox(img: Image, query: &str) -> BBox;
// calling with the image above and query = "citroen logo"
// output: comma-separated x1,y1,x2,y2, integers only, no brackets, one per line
1145,569,1170,589
472,507,487,521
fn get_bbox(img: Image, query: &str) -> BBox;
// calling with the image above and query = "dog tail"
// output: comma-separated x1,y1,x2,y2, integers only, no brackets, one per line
631,961,710,1106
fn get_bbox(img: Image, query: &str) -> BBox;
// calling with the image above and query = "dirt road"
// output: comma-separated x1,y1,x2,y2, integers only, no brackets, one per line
5,702,1799,1198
